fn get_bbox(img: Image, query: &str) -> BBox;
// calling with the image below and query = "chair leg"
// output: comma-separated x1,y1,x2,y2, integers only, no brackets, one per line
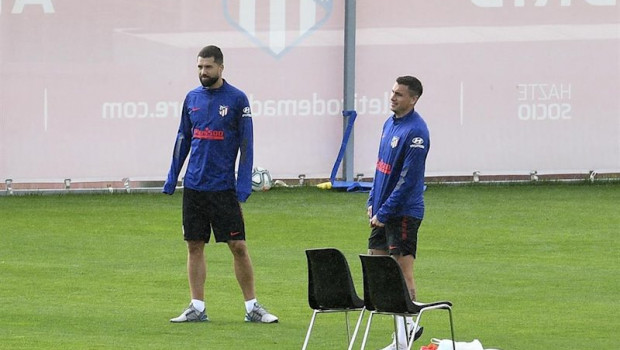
393,316,401,350
347,308,365,350
407,313,424,350
302,310,319,350
402,316,411,346
406,307,455,350
345,311,351,342
360,312,375,350
448,308,456,350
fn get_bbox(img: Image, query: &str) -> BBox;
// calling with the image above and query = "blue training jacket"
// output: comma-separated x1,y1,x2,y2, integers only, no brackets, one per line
163,80,254,202
367,109,430,223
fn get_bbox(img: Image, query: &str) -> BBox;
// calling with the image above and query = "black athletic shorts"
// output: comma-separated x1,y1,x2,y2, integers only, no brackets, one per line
368,216,421,258
182,188,246,243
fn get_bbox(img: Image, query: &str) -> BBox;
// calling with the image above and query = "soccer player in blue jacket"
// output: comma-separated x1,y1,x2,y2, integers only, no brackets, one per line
163,45,277,324
367,76,429,349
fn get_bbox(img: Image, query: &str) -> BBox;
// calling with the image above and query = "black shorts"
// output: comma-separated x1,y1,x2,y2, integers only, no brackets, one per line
182,188,246,243
368,216,421,258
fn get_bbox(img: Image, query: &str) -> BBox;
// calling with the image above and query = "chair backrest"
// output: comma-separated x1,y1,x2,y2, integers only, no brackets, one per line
359,254,419,314
305,248,364,310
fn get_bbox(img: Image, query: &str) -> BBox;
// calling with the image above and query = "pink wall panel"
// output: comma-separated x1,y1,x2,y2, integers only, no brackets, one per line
1,0,618,182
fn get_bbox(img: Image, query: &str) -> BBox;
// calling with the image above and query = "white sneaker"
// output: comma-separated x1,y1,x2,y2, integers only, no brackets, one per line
410,323,424,341
380,324,423,350
170,303,208,323
244,302,278,323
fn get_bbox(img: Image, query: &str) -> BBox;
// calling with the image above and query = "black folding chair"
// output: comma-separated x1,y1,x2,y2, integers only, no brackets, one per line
302,248,366,350
359,254,456,350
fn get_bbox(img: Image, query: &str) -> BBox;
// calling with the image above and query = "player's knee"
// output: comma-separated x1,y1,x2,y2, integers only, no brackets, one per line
228,240,249,257
186,240,204,254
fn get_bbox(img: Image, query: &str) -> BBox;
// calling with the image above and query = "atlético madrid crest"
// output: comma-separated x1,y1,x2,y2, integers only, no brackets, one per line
219,105,229,117
223,0,333,58
391,136,399,149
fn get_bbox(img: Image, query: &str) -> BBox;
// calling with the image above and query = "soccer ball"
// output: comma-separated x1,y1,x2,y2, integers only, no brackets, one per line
251,167,272,191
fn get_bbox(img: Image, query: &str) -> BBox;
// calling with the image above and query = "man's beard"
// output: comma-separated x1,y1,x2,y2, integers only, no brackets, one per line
200,75,219,88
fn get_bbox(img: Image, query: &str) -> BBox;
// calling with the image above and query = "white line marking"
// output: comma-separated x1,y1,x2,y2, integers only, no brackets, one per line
44,88,48,131
239,0,255,35
300,0,316,34
460,82,464,126
269,0,286,54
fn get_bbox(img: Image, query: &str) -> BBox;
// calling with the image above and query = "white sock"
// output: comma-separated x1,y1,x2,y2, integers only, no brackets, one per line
395,316,415,343
245,298,257,313
191,299,205,312
406,316,415,330
396,316,407,343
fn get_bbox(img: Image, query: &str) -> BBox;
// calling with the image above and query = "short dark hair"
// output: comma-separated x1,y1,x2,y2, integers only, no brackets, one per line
396,76,423,97
197,45,224,65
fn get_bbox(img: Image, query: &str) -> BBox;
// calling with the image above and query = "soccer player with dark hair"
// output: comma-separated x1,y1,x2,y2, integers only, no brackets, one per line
163,45,278,324
367,75,429,349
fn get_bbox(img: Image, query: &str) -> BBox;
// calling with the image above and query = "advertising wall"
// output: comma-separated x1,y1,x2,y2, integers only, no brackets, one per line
1,0,618,182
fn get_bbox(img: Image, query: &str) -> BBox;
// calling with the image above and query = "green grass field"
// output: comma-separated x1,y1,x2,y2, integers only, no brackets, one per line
1,182,618,349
